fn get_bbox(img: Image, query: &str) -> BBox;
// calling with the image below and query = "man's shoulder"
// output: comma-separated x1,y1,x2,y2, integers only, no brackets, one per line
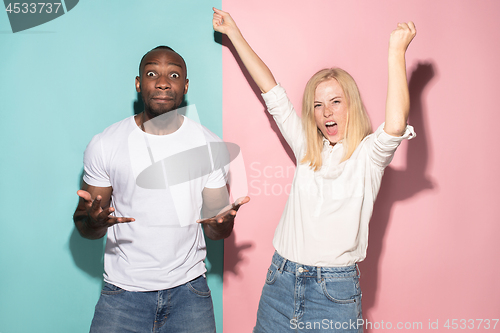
182,116,222,143
96,116,136,139
84,116,135,156
184,117,222,142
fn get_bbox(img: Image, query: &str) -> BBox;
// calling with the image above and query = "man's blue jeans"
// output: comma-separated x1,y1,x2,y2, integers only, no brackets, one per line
89,275,216,333
254,252,363,332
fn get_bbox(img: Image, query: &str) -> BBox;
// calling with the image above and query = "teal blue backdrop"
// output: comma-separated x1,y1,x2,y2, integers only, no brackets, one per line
0,1,224,332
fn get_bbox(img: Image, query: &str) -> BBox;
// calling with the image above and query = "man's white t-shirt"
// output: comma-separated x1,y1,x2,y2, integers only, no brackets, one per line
83,115,227,291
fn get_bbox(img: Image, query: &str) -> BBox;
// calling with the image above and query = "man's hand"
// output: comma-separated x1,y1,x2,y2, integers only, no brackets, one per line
198,196,250,240
77,190,135,228
389,22,416,55
198,196,250,224
74,184,134,240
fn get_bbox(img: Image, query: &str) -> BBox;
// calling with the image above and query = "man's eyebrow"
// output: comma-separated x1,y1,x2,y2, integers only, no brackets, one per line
167,62,183,69
144,62,183,69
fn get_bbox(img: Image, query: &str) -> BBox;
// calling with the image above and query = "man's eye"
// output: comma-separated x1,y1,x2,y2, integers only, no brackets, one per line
171,73,180,78
146,72,156,77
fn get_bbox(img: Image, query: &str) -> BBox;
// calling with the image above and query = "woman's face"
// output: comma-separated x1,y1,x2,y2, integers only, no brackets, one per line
314,79,348,145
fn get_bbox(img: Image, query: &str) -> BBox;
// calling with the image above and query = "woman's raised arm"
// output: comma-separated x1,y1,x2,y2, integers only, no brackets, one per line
213,8,277,93
384,22,417,136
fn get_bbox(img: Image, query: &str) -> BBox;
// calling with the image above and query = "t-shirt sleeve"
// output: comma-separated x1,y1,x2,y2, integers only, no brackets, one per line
82,133,111,187
261,84,304,156
367,122,416,169
203,133,229,189
205,165,228,189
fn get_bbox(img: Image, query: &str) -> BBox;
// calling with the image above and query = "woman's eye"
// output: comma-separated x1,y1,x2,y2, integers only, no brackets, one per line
171,73,180,78
314,104,321,108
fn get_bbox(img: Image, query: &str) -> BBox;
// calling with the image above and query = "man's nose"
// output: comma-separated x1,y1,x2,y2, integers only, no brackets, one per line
155,75,171,89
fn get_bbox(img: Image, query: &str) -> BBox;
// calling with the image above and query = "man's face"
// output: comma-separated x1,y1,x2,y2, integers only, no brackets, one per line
135,49,189,117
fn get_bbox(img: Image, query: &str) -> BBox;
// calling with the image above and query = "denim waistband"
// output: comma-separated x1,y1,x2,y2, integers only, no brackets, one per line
272,251,359,279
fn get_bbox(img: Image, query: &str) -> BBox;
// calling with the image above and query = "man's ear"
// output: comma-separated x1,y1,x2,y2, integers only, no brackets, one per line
184,78,189,95
135,76,141,93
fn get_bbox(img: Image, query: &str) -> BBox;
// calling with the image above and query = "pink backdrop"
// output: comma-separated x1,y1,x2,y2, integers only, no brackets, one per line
222,1,500,332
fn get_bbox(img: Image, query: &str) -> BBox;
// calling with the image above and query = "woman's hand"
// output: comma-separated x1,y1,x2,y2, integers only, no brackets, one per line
384,21,417,137
389,22,417,54
211,7,277,93
213,7,240,37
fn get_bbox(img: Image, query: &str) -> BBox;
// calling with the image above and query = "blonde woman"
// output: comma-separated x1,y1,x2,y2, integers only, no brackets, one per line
213,8,416,333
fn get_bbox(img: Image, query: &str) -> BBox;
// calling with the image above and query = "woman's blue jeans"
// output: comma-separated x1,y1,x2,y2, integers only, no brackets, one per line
89,275,216,333
254,252,363,332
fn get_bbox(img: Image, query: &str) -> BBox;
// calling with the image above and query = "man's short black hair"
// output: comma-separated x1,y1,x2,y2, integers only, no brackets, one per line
138,46,187,77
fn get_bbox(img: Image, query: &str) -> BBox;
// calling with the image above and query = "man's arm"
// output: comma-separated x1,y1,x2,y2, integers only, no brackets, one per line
73,182,134,240
199,186,250,241
384,22,417,136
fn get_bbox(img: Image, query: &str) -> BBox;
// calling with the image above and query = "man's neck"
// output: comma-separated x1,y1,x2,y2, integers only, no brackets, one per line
136,110,184,135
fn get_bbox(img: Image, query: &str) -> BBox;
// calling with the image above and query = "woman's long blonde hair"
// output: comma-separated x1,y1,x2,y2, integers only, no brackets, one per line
300,68,372,171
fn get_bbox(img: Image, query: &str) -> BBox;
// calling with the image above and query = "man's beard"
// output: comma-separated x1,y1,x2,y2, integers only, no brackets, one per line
142,93,180,118
144,103,177,118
